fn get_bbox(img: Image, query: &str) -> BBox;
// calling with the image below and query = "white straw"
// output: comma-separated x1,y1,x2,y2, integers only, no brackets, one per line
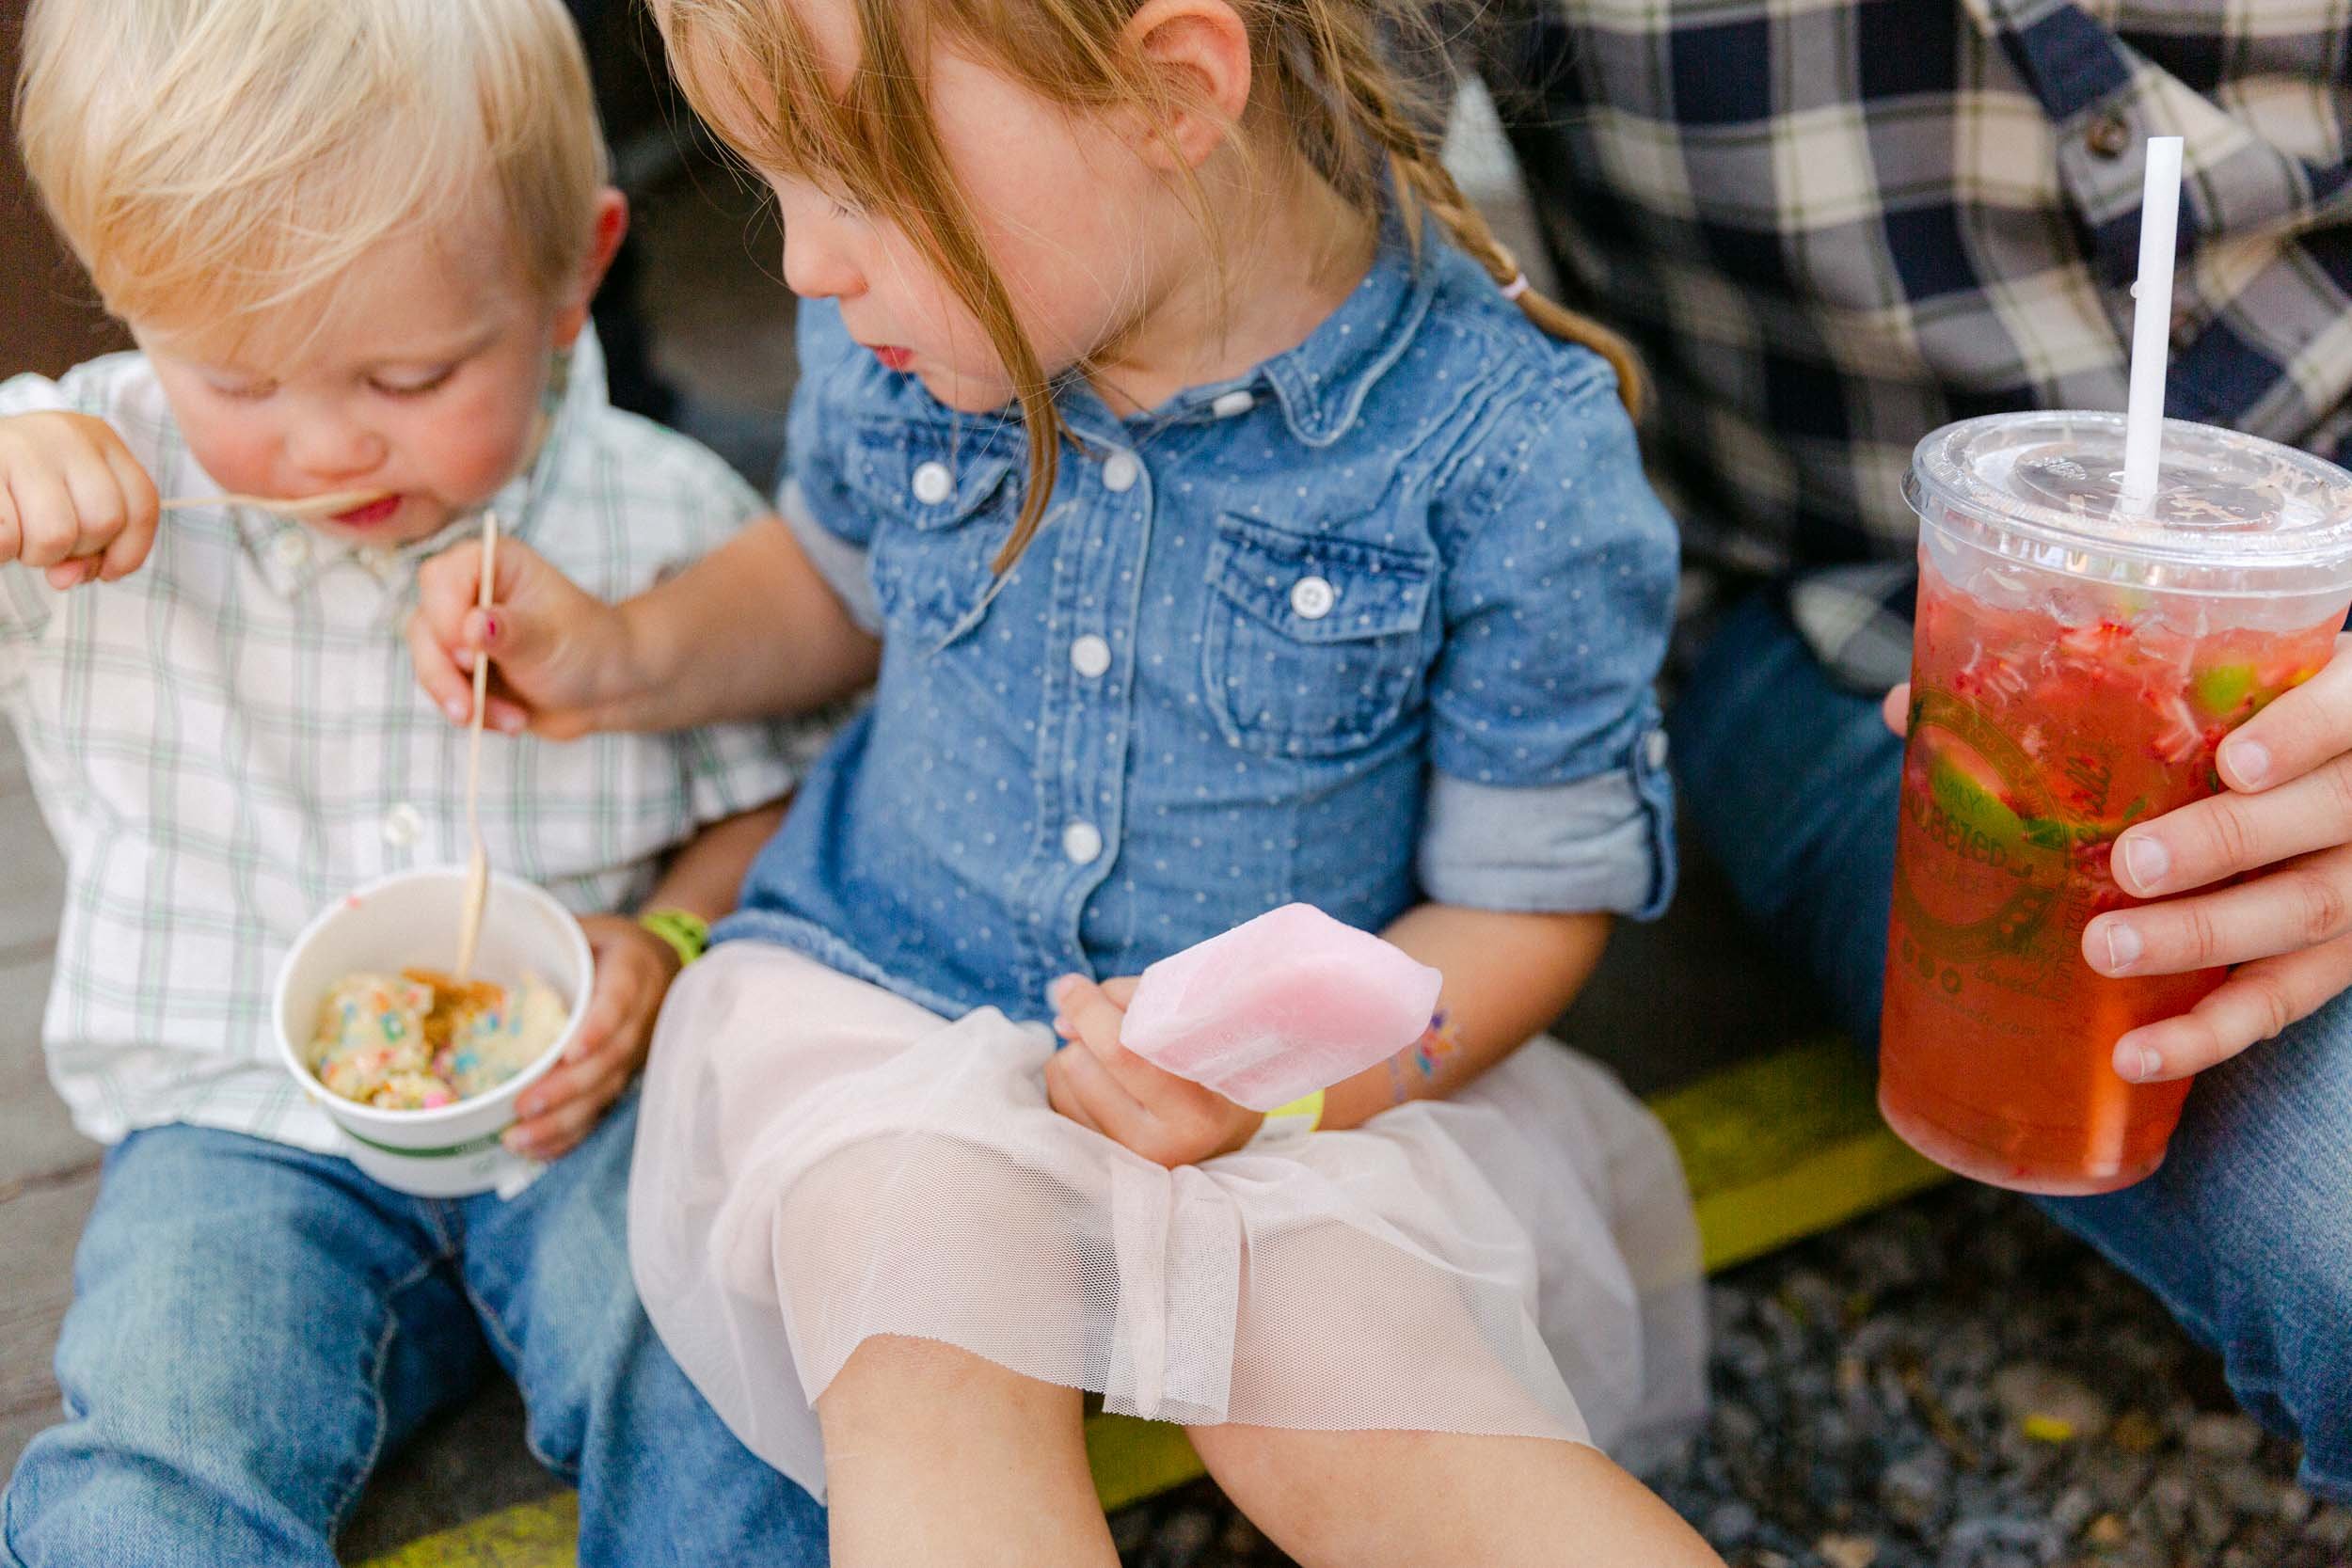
2118,135,2185,515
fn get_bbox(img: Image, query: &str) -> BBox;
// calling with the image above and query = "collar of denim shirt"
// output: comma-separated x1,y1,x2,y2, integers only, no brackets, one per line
1051,214,1438,451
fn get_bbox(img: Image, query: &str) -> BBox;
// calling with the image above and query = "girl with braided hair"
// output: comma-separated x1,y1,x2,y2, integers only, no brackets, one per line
408,0,1716,1556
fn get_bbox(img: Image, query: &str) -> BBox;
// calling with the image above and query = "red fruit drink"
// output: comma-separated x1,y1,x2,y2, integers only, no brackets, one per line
1881,413,2352,1194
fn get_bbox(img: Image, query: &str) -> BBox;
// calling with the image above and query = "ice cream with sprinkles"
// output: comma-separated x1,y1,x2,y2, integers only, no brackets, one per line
308,969,567,1110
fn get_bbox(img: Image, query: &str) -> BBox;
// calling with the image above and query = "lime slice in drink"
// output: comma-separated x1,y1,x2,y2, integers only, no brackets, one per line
2191,663,2255,718
1927,746,2026,849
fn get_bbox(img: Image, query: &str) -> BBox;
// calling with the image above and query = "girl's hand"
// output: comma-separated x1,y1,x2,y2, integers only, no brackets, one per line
409,537,631,739
1043,974,1264,1167
502,913,682,1162
1886,644,2352,1083
0,412,159,589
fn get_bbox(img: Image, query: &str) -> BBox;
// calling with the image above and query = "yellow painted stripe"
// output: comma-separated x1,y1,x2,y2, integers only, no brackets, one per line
360,1038,1942,1567
356,1491,576,1568
1085,1412,1204,1514
1646,1037,1947,1273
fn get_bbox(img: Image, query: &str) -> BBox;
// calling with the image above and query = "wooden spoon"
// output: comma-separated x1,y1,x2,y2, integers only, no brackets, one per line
452,510,500,983
160,488,392,522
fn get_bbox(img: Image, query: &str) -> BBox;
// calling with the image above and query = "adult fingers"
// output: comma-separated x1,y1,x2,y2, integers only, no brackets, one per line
1882,683,1911,739
2209,633,2352,795
2106,752,2352,898
2108,930,2352,1083
2085,844,2352,978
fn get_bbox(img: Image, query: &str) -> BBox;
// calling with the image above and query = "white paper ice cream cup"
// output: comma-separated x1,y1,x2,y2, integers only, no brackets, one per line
274,866,592,1196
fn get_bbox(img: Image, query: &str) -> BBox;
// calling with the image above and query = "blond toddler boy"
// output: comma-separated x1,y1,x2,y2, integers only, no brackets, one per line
0,1,849,1560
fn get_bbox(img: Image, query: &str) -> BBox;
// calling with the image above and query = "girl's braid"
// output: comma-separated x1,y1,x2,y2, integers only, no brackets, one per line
1300,9,1645,416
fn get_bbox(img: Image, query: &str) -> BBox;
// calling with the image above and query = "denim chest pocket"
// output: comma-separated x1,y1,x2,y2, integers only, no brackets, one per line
1202,513,1437,757
837,429,1021,647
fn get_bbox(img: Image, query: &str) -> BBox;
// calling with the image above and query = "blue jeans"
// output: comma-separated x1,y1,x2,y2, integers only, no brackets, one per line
0,1095,828,1566
1671,592,2352,1501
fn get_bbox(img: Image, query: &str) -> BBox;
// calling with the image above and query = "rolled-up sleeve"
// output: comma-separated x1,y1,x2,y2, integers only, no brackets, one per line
1418,353,1679,919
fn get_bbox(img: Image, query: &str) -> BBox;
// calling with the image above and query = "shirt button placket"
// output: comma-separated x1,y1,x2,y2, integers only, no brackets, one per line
1046,443,1147,964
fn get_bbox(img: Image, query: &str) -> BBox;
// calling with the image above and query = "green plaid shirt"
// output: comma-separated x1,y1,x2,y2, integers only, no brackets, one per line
0,338,818,1151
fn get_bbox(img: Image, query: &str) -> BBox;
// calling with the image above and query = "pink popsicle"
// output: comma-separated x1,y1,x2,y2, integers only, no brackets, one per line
1120,903,1444,1112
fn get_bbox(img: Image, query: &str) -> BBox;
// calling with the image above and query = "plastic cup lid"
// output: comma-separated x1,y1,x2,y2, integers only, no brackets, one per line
1907,411,2352,594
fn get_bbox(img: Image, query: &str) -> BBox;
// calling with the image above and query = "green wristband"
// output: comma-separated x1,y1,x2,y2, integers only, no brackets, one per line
638,908,709,968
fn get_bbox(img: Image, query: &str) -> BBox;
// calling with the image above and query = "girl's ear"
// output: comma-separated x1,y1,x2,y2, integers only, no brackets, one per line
1119,0,1253,171
554,187,629,350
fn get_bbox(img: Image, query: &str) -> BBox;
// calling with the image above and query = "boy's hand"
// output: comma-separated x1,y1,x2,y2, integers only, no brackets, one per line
502,913,682,1162
410,537,631,739
0,413,159,589
1043,974,1264,1167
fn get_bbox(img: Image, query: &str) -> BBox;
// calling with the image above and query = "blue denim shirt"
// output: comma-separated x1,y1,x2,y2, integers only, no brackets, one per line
721,230,1680,1022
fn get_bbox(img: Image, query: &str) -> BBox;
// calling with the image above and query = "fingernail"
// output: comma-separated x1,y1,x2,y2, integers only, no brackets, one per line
2113,1038,2162,1083
1051,1014,1072,1037
455,647,475,673
497,713,524,735
2227,738,2270,788
2101,920,2143,974
483,613,501,642
2120,833,2169,893
445,698,469,722
502,1130,537,1157
1048,974,1080,1007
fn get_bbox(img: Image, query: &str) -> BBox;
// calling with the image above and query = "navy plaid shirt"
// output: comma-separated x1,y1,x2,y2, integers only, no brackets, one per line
1487,0,2352,689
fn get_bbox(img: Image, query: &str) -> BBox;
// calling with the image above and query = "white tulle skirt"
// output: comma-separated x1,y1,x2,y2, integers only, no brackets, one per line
628,943,1707,1501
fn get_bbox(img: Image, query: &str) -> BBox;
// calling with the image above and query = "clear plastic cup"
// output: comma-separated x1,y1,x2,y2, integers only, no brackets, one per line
1881,411,2352,1194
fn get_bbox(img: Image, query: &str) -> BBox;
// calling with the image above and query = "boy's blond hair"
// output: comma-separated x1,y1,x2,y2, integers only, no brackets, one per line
16,0,609,350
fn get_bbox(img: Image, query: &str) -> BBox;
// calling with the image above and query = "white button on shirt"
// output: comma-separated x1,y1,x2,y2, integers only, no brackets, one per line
1289,576,1337,620
1069,635,1111,679
1210,390,1256,419
1062,821,1104,864
911,461,954,505
0,342,824,1154
1101,451,1140,494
